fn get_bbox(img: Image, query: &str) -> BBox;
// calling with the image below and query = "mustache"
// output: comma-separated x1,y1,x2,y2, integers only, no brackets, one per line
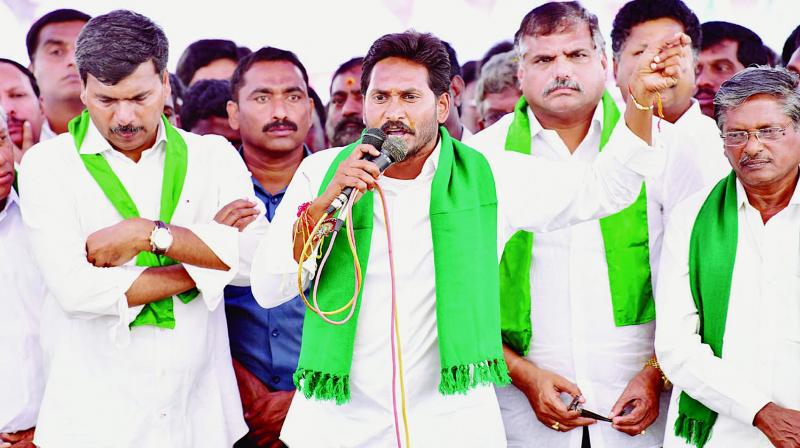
739,152,771,166
381,120,415,135
695,87,715,98
262,119,298,133
544,78,582,96
334,116,365,134
110,124,144,134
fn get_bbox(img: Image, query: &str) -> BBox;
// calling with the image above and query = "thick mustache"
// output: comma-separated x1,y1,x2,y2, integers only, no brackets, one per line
262,120,298,133
111,124,144,134
334,116,365,134
381,120,415,135
695,87,715,98
544,78,582,96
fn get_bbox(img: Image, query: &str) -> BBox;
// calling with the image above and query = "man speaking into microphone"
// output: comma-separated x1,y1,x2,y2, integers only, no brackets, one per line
251,28,689,447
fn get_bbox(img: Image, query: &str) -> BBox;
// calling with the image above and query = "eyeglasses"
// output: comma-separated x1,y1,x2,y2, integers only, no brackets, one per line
720,126,788,148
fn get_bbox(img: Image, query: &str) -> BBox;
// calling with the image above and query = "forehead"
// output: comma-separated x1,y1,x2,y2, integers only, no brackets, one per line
242,60,307,91
723,94,787,128
368,57,431,93
86,61,161,96
332,67,362,92
0,63,34,91
626,18,684,46
519,24,594,55
699,39,739,62
36,20,85,49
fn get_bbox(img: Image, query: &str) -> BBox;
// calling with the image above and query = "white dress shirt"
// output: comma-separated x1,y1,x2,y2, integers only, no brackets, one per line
38,119,57,141
0,190,46,434
671,100,731,186
250,120,662,447
656,179,800,448
467,102,713,448
19,119,268,448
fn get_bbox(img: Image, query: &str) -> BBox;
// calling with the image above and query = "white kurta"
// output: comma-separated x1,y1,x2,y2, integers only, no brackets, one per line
656,179,800,448
19,119,268,448
467,102,717,448
0,190,46,433
250,121,663,447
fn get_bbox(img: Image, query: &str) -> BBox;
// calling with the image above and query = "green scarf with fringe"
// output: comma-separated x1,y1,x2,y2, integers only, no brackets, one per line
675,171,738,448
294,126,510,404
499,91,654,356
69,110,198,329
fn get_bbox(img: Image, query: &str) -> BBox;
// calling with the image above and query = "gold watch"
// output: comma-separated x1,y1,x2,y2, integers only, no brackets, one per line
645,357,672,390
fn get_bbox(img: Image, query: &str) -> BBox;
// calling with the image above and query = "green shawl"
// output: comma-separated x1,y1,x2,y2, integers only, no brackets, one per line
294,127,510,404
500,91,654,356
675,171,738,448
69,110,198,329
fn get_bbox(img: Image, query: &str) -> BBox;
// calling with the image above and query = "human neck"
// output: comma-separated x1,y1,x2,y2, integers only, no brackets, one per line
534,107,594,153
743,170,799,223
44,97,85,134
243,142,305,195
663,98,693,124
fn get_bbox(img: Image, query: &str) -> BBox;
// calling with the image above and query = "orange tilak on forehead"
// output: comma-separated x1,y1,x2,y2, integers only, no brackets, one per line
345,77,356,87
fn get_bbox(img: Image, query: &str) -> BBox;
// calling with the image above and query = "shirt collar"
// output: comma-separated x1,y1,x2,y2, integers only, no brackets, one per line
735,176,800,208
0,188,19,223
79,117,167,156
525,101,604,138
242,144,313,195
675,99,705,126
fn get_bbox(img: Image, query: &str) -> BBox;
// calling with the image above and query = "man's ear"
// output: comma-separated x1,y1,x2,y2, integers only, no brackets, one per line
449,75,465,109
226,100,240,131
436,91,451,124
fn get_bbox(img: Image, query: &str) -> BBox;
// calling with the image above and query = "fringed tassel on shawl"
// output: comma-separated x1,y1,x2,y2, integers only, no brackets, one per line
293,368,350,405
439,358,511,395
674,413,713,448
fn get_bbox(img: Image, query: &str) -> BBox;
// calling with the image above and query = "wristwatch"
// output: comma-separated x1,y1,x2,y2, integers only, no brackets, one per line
149,220,173,255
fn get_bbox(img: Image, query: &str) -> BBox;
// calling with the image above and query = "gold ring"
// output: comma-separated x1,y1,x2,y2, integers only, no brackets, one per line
551,422,560,431
640,429,647,436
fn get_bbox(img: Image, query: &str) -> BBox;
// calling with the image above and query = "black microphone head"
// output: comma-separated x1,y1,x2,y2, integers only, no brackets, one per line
361,128,386,149
381,136,408,163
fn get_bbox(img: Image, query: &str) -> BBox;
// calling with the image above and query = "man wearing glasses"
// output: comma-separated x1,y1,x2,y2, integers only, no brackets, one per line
656,66,800,447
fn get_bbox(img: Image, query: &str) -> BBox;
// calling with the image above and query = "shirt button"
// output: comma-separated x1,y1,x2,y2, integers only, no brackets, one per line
272,376,281,384
272,329,280,337
271,197,279,204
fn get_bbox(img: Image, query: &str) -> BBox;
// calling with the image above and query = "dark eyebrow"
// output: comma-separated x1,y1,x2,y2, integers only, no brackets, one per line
41,38,67,47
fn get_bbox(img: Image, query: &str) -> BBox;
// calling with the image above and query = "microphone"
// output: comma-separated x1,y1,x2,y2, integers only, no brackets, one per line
326,131,408,213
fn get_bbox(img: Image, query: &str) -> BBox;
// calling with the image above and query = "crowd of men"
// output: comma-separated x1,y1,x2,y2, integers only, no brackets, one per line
1,1,799,447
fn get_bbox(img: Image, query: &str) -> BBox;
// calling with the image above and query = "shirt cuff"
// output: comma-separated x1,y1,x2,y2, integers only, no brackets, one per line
731,390,772,427
108,265,148,348
606,121,667,179
183,222,239,311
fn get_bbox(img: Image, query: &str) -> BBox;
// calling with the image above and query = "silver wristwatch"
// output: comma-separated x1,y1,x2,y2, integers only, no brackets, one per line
149,220,173,255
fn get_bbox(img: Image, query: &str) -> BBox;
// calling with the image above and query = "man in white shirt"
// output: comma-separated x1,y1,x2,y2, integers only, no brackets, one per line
0,108,44,448
611,0,730,187
19,10,266,447
656,66,800,448
250,26,682,447
466,2,694,447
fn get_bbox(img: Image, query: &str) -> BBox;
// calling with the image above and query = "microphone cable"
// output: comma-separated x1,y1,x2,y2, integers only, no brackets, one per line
295,182,411,447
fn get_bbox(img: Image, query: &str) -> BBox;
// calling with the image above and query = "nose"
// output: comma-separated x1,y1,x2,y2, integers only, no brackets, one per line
271,98,288,121
695,67,712,89
742,132,764,156
114,101,136,125
384,96,406,122
66,45,77,69
342,94,362,117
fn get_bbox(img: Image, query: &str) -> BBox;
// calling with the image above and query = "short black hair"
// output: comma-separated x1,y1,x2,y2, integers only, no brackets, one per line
0,58,41,97
176,39,240,86
308,86,327,125
480,41,514,72
230,46,309,102
441,41,462,79
781,25,800,66
25,8,90,61
75,10,168,85
361,31,451,97
461,60,479,85
610,0,701,59
330,56,364,93
701,21,768,67
180,79,231,131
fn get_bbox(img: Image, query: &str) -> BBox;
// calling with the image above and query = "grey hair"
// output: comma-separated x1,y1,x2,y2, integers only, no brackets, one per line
514,1,605,58
476,51,520,118
714,65,800,131
75,9,168,85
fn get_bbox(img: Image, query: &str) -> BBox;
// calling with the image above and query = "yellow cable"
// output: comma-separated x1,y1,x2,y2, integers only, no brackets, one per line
394,304,411,447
